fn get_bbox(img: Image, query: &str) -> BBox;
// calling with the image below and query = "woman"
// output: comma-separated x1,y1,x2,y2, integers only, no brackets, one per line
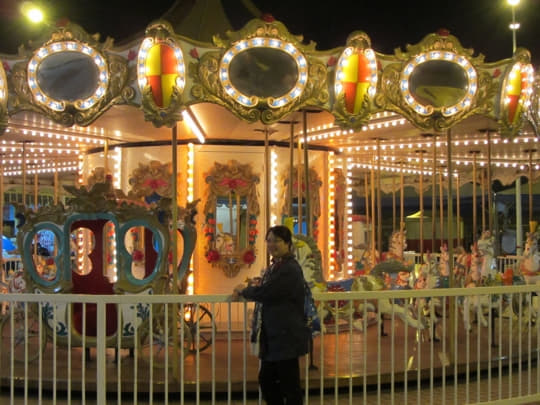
233,225,308,405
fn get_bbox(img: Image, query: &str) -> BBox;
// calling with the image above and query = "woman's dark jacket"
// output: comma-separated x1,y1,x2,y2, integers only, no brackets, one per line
240,254,308,361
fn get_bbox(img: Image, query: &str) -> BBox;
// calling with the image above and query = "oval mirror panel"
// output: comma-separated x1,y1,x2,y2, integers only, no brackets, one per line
37,52,99,101
228,48,298,98
409,60,468,108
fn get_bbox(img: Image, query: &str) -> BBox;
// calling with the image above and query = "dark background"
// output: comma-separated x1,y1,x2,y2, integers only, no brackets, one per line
0,0,539,65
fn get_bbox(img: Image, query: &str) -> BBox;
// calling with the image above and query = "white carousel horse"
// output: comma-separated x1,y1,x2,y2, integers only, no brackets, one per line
453,246,470,288
519,231,540,284
460,238,503,331
461,280,497,331
383,229,407,261
477,230,496,280
293,233,425,333
351,273,426,332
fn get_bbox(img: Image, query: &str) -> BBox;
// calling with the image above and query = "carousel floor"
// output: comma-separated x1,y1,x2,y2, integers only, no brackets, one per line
0,314,537,403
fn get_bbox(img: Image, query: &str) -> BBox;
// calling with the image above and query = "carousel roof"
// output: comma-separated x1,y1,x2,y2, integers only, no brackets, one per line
0,2,538,187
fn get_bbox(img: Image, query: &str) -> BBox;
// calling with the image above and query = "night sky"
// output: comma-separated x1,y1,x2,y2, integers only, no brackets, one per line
0,0,538,65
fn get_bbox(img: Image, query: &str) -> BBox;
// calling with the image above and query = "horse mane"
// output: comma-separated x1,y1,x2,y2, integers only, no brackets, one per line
293,234,325,284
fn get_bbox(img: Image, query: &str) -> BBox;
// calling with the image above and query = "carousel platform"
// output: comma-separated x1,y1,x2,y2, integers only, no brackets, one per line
0,314,536,399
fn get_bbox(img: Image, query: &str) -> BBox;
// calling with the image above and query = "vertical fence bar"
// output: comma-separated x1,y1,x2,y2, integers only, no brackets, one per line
96,300,106,405
227,302,232,404
416,303,421,405
38,301,43,404
348,305,353,405
390,299,395,404
476,299,481,404
334,299,339,404
68,304,72,404
518,293,523,398
212,302,217,405
509,293,513,398
53,302,57,404
82,303,86,403
116,303,122,404
487,294,492,402
362,300,367,405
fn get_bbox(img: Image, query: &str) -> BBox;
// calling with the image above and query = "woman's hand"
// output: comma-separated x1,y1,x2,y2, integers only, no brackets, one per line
232,284,245,301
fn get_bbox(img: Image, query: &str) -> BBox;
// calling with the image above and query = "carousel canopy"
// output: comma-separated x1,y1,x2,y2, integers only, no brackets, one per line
0,1,538,186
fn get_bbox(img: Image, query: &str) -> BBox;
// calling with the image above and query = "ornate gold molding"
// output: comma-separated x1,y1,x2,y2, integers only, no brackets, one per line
8,22,134,127
376,31,503,132
138,21,185,128
203,160,260,278
189,19,329,124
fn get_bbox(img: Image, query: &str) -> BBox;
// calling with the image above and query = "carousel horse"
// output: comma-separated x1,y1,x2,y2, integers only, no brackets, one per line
519,231,540,284
453,246,470,288
461,242,500,331
477,230,497,281
353,230,424,332
293,231,425,333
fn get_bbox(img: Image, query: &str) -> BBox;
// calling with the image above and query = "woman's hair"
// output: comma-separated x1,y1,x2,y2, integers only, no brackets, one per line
266,225,293,249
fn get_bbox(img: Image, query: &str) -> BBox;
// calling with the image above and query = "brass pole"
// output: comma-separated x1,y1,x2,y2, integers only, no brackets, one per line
22,142,27,207
472,152,477,243
376,139,382,259
528,150,534,225
419,151,424,258
264,127,271,232
370,165,376,264
481,170,486,232
400,161,404,230
297,138,302,234
288,121,295,217
446,128,456,365
171,124,179,379
392,175,396,231
486,131,493,233
432,141,437,255
302,111,311,237
103,139,109,178
364,172,370,230
456,172,461,247
439,171,444,250
54,158,59,204
446,130,455,286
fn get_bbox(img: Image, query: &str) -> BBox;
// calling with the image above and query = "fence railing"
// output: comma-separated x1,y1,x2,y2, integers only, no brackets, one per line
0,284,539,404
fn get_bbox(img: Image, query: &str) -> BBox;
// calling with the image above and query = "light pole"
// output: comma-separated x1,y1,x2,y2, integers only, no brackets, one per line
507,0,521,53
507,0,523,255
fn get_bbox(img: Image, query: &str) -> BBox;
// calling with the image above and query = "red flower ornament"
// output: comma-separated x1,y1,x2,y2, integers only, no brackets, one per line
243,250,256,265
190,48,200,59
327,56,337,67
127,49,137,61
261,13,275,22
206,249,220,263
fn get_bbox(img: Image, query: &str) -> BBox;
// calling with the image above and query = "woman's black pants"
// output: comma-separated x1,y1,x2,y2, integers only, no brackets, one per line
259,357,302,405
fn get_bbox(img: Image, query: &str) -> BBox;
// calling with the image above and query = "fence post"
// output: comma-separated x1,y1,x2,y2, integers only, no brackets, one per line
96,299,106,404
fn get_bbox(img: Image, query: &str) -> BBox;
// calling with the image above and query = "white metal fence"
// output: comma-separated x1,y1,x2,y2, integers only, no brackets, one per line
1,284,539,404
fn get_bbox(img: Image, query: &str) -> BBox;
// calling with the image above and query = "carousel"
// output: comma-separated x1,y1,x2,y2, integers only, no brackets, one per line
0,2,539,388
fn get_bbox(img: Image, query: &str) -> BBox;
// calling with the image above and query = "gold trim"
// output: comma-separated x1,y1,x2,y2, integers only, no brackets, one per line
189,19,328,124
9,22,134,127
203,160,260,278
377,32,501,132
138,21,185,128
333,31,377,129
0,60,7,134
498,49,534,137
